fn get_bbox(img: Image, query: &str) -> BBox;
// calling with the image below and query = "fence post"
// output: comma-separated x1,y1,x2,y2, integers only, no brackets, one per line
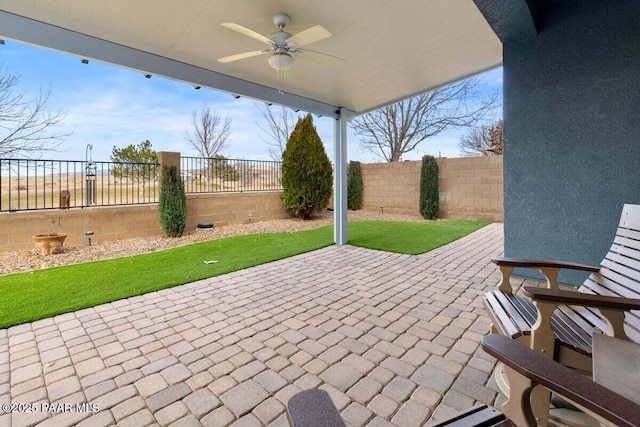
158,152,181,178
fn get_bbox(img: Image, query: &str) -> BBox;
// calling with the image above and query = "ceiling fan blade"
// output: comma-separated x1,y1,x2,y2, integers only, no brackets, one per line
218,50,270,63
221,22,273,45
286,25,332,48
295,49,345,65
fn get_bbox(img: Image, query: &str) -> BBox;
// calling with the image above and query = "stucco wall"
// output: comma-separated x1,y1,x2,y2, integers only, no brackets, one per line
361,156,503,222
503,0,640,283
0,191,289,253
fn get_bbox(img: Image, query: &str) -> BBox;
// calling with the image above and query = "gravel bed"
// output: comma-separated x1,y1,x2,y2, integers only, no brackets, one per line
0,210,424,276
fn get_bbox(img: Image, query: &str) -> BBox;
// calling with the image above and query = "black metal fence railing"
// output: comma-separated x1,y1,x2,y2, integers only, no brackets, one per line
0,156,282,212
181,157,282,194
0,158,159,212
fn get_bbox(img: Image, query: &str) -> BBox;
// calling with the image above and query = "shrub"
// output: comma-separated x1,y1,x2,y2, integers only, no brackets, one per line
281,114,333,220
347,161,363,210
209,155,240,182
419,155,439,219
159,165,187,237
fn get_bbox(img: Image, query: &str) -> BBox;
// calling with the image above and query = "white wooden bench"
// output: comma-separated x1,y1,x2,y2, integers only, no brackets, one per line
483,203,640,423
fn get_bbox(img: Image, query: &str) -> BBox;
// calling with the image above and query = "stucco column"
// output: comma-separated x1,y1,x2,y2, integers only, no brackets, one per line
158,151,180,179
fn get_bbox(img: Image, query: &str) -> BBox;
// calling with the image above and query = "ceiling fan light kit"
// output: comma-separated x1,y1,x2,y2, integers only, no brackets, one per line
268,52,294,71
218,12,343,90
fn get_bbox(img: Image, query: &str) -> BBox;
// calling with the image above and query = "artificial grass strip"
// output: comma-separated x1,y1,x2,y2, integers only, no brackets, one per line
0,226,333,328
347,220,490,255
0,219,489,328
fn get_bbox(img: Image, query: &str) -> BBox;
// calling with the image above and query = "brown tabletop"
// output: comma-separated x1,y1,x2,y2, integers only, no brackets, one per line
592,333,640,405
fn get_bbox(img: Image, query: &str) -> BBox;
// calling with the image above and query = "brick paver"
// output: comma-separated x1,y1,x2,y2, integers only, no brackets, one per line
1,224,505,426
220,380,269,418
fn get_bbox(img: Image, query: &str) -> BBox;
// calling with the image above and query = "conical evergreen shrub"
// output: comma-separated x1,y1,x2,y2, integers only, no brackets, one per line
159,165,187,237
281,114,333,220
347,161,363,210
419,155,439,219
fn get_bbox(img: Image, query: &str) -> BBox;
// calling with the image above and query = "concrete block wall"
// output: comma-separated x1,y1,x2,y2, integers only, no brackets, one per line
361,156,503,222
0,191,290,253
0,157,502,253
361,161,422,214
185,191,289,230
438,156,503,221
0,205,163,253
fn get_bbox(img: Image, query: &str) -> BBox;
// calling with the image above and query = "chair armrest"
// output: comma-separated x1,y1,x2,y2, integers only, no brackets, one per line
491,257,600,273
482,335,640,427
522,287,640,310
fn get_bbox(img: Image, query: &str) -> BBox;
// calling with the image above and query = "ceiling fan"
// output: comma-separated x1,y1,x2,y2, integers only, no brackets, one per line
218,13,343,72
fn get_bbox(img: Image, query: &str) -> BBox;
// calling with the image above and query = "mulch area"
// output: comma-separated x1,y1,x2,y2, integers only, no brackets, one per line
0,210,424,275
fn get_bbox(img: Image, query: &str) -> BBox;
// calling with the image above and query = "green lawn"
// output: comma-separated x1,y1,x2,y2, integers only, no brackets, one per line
349,220,489,254
0,220,488,328
0,227,333,328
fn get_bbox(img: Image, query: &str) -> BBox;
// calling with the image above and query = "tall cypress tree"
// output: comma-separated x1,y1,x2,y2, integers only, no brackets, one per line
158,165,187,237
419,155,439,219
347,161,363,210
281,114,333,220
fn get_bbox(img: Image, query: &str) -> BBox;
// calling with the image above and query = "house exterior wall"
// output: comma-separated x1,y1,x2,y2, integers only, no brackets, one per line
503,0,640,283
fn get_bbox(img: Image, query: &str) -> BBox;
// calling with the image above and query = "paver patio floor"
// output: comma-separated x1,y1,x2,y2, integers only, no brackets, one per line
1,223,513,427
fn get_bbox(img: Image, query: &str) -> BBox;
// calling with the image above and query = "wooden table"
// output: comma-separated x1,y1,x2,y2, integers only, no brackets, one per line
592,333,640,405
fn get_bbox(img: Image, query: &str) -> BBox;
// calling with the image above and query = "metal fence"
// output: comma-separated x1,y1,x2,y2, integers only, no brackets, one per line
181,157,282,194
0,158,159,212
0,157,282,212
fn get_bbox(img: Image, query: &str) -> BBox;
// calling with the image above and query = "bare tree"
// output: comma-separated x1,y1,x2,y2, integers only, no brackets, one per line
0,66,69,158
255,103,297,161
185,107,231,158
351,76,500,162
459,126,491,157
459,119,503,157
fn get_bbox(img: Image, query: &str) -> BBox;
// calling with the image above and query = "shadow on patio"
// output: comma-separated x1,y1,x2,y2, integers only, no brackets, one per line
1,223,518,427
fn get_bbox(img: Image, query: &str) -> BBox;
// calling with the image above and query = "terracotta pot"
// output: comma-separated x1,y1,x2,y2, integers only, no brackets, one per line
32,233,67,256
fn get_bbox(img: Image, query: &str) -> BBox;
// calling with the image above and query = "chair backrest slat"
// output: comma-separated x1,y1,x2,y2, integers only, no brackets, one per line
583,267,640,297
600,260,640,292
579,204,640,344
612,235,640,252
619,204,640,229
607,243,640,268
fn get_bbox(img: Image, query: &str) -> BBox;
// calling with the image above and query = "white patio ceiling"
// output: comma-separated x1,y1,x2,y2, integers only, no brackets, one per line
0,0,502,117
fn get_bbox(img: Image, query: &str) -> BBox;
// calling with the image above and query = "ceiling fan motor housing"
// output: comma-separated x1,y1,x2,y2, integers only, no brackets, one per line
270,30,293,48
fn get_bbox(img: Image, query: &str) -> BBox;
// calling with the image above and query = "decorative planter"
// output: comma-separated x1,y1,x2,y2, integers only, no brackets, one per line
32,233,67,256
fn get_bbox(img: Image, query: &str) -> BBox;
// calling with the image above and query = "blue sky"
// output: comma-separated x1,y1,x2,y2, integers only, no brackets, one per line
1,41,502,163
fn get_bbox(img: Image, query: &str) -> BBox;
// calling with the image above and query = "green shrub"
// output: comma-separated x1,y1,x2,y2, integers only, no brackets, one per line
347,160,363,210
159,165,187,237
281,114,333,220
419,155,439,219
209,155,240,181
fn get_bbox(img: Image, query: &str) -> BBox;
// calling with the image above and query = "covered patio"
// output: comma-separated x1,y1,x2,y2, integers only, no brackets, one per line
0,0,503,247
2,1,633,270
2,224,510,426
2,0,639,425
